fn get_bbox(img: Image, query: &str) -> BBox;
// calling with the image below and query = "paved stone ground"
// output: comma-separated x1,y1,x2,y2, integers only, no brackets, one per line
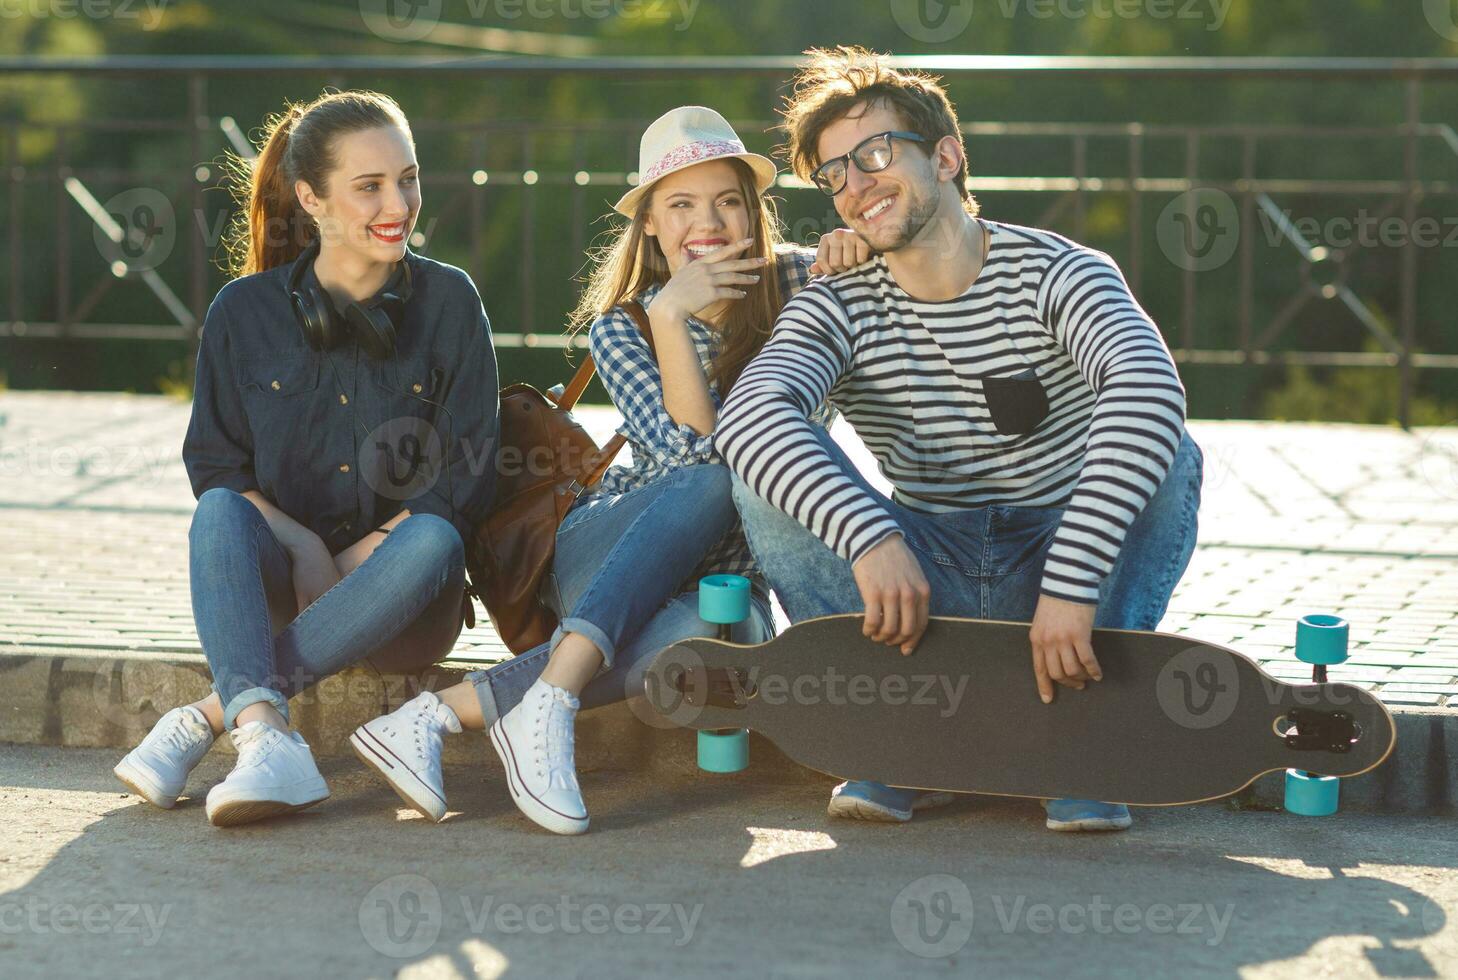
1,743,1456,979
3,390,1457,709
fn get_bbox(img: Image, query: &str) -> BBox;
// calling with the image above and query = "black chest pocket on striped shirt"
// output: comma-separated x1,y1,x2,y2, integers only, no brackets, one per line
982,369,1050,436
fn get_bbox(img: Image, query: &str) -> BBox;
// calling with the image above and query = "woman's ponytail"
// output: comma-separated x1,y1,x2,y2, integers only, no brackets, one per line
225,103,305,277
222,90,412,279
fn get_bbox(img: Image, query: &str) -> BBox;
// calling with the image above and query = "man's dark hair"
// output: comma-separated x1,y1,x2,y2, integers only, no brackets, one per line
780,46,979,215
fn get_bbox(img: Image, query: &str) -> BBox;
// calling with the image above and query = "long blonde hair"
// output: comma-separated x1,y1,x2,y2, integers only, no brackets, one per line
571,158,788,398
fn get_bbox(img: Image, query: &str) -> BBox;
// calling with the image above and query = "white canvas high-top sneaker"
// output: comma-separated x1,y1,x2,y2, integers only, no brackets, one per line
489,680,588,835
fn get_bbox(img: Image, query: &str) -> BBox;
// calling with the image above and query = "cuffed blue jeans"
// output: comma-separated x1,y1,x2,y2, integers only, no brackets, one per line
731,426,1204,631
189,487,466,730
468,463,774,726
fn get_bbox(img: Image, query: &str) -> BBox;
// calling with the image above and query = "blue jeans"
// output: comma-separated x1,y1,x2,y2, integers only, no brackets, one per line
189,487,466,730
731,426,1204,630
468,463,774,726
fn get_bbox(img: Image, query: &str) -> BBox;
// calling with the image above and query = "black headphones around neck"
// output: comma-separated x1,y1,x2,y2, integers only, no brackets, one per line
287,238,414,360
284,239,462,562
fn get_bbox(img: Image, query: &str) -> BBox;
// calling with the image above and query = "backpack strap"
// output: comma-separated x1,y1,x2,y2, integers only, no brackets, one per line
555,356,597,412
623,299,656,356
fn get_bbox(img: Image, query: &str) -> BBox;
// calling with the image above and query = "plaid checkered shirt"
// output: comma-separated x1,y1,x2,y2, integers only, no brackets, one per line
581,245,832,598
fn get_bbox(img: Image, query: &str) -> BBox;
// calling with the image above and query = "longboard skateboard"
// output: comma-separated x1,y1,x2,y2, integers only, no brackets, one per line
643,614,1395,807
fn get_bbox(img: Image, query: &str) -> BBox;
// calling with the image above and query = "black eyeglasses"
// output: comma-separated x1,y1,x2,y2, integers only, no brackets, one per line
810,131,929,196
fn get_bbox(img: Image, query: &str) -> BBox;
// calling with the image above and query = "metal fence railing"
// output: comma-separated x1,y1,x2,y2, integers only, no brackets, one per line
4,55,1458,425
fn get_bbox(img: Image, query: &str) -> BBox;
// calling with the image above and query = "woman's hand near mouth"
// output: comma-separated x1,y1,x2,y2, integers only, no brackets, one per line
649,237,765,437
652,237,765,324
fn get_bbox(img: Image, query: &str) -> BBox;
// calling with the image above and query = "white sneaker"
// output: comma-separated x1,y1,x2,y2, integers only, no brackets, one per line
113,705,215,808
489,680,589,835
351,691,462,822
204,722,330,827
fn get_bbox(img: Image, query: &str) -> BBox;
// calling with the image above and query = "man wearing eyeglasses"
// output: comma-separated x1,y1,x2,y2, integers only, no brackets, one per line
716,46,1205,831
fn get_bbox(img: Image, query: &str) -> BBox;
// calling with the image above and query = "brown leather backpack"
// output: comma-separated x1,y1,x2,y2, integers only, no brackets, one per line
464,301,655,653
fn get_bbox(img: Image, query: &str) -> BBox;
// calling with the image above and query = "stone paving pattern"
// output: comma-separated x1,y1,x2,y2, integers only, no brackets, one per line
3,391,1456,708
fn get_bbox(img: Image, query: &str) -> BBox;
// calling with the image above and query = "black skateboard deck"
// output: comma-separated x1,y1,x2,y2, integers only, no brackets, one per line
643,615,1395,806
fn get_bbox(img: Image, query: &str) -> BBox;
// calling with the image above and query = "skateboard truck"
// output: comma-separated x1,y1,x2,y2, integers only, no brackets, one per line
1284,614,1350,816
669,664,755,709
1282,707,1356,753
693,575,753,773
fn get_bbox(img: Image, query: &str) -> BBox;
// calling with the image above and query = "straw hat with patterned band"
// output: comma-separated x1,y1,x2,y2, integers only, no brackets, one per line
613,106,779,216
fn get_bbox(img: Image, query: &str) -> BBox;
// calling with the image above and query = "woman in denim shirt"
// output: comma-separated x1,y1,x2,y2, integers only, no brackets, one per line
113,90,500,827
353,107,862,834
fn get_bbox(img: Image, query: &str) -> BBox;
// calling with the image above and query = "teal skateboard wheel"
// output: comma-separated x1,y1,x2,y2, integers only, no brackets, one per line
1295,614,1349,666
697,728,749,773
699,574,751,625
697,575,751,773
1285,768,1340,816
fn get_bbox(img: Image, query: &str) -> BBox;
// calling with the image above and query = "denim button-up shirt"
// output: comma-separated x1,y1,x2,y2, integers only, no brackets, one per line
182,250,500,556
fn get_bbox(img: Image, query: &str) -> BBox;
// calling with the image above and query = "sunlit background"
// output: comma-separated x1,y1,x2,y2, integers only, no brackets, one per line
4,0,1458,425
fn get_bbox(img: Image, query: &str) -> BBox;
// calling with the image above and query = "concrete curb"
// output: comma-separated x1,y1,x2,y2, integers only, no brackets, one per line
0,647,821,784
1,648,1449,813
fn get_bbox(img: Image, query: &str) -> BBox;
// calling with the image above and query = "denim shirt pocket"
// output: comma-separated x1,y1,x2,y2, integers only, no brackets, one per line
233,353,321,398
387,356,443,401
232,353,322,496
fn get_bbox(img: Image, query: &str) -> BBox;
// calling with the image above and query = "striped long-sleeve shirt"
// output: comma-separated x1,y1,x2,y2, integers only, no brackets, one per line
714,219,1188,604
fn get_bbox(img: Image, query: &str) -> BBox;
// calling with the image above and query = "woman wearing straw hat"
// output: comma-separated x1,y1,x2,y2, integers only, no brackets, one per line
351,106,867,834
